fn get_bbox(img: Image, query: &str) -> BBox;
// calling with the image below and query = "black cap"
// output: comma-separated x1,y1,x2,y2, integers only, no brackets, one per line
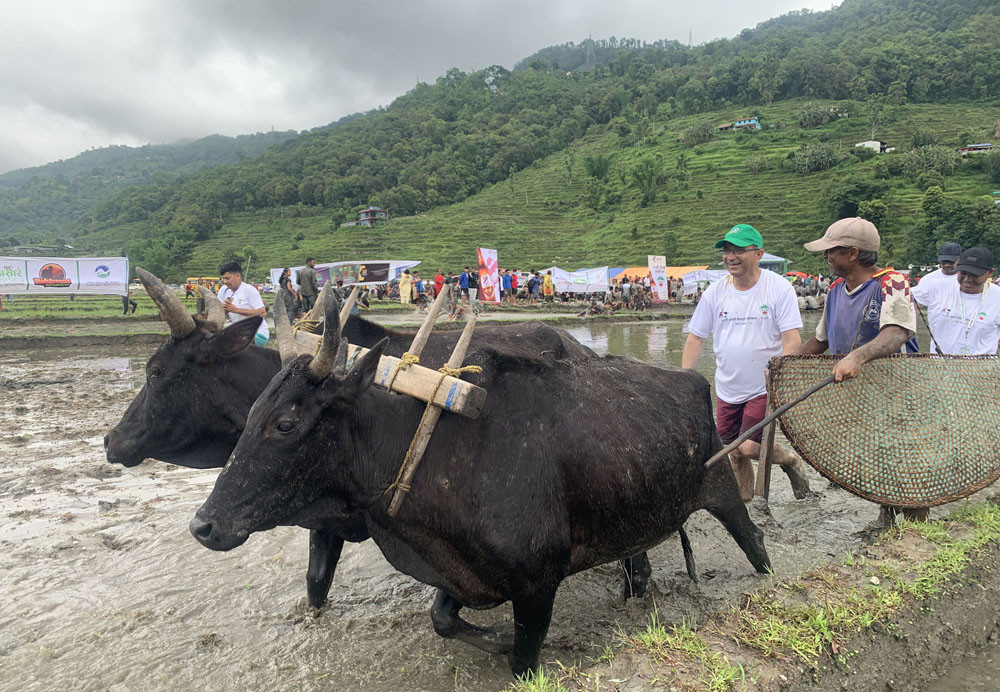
938,242,962,262
955,246,994,276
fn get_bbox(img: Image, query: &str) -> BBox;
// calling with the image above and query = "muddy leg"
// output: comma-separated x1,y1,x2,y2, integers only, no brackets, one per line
700,462,771,574
772,446,816,499
306,530,345,609
728,449,755,503
509,588,557,677
618,552,652,599
679,526,698,583
430,590,512,655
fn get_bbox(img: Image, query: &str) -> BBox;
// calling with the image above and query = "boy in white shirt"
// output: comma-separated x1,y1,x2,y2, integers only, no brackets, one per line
682,224,813,501
218,260,269,345
913,246,1000,355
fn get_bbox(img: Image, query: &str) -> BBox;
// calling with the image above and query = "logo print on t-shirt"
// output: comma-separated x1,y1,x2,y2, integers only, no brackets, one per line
979,312,988,321
718,310,728,319
864,302,881,323
759,304,769,316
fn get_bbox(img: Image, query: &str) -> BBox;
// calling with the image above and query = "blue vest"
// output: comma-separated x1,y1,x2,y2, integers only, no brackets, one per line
825,270,919,355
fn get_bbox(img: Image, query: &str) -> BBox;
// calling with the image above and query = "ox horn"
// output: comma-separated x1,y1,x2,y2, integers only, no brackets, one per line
136,267,196,339
272,290,298,366
199,285,226,330
309,295,346,379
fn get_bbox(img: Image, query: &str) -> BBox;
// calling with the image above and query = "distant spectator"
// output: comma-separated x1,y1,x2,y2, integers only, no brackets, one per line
122,290,137,315
298,258,318,312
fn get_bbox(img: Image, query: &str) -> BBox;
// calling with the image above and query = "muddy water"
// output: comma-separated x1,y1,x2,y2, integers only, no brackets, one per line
923,645,1000,691
0,319,935,692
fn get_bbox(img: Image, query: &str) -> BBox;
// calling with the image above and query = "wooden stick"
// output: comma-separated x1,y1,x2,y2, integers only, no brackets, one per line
387,308,479,517
705,375,836,469
916,304,944,355
407,284,450,358
753,397,776,499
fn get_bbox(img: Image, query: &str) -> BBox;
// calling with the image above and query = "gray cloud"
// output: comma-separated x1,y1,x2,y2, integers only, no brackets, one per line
0,0,834,173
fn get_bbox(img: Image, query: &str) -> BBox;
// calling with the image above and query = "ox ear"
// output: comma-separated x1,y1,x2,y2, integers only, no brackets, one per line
204,316,261,359
326,337,388,404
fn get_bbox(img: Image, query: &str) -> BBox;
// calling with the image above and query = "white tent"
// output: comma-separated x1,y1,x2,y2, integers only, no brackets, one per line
682,269,728,295
540,266,610,293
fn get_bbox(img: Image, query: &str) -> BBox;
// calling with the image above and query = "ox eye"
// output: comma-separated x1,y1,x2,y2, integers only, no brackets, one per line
148,366,164,379
276,420,295,433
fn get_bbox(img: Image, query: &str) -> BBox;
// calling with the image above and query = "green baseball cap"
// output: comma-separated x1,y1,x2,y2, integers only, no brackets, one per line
714,224,763,249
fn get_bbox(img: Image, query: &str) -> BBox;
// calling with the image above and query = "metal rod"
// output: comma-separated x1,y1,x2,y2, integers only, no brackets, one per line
704,375,836,469
916,304,944,355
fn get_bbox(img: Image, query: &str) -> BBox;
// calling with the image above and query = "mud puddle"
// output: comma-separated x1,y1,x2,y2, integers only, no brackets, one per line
0,328,945,692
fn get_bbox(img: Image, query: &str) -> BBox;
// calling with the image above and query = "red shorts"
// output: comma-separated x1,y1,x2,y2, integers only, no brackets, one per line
716,394,768,445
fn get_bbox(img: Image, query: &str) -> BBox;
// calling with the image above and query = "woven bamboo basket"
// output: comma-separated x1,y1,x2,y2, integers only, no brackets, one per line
767,354,1000,508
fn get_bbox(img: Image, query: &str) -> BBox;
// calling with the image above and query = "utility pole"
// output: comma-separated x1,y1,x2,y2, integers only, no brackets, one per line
688,29,692,48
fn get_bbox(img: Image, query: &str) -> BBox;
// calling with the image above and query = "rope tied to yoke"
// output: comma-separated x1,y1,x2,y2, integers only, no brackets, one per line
292,318,321,335
384,363,483,498
385,351,420,392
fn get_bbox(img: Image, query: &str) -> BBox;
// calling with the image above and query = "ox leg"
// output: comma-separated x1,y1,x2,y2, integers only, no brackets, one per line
701,463,772,574
509,588,557,678
430,590,513,655
619,552,652,599
306,529,345,609
679,526,698,583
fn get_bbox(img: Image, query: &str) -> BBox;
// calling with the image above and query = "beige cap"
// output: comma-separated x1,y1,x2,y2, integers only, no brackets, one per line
804,217,881,252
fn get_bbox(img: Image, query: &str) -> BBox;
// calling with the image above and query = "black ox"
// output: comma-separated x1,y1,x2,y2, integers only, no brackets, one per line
104,270,661,611
191,299,771,677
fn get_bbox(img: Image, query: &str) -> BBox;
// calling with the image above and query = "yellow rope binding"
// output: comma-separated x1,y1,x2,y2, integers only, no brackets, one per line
384,363,483,498
385,351,420,393
292,318,321,334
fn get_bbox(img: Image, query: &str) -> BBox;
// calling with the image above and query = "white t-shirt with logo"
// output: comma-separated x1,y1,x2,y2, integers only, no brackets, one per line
913,279,1000,355
218,282,269,341
688,270,802,404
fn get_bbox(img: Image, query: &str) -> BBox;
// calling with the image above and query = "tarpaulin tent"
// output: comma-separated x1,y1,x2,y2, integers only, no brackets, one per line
270,260,420,289
760,252,789,273
682,269,728,295
540,266,610,293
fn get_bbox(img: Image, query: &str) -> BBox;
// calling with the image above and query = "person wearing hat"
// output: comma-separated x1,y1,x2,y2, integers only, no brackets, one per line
912,246,1000,355
683,224,814,502
911,242,962,353
799,217,918,382
799,217,921,524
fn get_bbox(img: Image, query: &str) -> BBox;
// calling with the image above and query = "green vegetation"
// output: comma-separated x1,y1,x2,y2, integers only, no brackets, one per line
0,131,297,241
7,0,1000,281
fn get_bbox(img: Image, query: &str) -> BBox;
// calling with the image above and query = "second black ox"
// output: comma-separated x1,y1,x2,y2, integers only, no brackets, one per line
191,299,771,677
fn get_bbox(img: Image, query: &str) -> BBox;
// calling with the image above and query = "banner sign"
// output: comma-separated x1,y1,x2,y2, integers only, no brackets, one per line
0,256,129,295
541,266,610,293
270,260,419,289
647,255,670,301
477,248,500,303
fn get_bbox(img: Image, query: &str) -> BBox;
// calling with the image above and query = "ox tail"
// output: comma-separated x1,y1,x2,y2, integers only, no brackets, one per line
678,525,698,583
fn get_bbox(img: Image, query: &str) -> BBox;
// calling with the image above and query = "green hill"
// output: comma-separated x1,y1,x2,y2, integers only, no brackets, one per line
146,99,993,279
23,0,1000,278
0,131,297,242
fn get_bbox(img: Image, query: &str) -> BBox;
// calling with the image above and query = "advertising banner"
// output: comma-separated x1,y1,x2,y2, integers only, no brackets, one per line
647,255,670,301
0,257,129,295
270,260,419,289
476,248,500,303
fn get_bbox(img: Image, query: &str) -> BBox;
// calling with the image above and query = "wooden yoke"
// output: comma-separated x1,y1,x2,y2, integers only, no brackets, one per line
386,305,480,516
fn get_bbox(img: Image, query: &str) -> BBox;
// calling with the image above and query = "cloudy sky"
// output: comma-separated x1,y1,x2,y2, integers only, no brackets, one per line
0,0,836,174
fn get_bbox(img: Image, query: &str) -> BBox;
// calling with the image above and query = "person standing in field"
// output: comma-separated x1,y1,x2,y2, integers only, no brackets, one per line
682,224,813,502
297,258,318,313
543,271,554,304
399,269,413,307
913,247,1000,355
798,217,920,525
218,260,269,345
911,242,961,353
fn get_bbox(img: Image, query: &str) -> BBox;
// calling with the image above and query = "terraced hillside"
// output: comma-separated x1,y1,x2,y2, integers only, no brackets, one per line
160,99,998,280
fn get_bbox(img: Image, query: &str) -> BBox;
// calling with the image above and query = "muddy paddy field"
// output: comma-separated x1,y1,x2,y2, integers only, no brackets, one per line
1,319,999,691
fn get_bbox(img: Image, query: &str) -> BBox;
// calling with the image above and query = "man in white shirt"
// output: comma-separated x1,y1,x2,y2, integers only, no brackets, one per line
911,242,961,353
218,260,269,345
682,224,814,501
913,247,1000,355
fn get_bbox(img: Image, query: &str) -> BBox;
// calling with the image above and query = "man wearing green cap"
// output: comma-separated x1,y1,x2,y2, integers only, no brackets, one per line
683,224,814,501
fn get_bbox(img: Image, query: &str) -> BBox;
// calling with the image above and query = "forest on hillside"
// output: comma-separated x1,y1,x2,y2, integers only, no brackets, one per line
0,130,298,240
12,0,1000,276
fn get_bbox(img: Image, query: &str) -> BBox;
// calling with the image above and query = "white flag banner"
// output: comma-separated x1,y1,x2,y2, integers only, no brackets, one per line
0,257,129,295
647,255,670,301
269,260,420,289
477,248,500,303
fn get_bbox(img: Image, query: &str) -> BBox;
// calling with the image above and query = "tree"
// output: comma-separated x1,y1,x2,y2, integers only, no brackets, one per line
864,94,889,141
629,155,663,207
663,231,678,260
857,199,890,231
681,121,714,148
583,154,613,181
825,178,888,219
984,149,1000,184
744,153,767,175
